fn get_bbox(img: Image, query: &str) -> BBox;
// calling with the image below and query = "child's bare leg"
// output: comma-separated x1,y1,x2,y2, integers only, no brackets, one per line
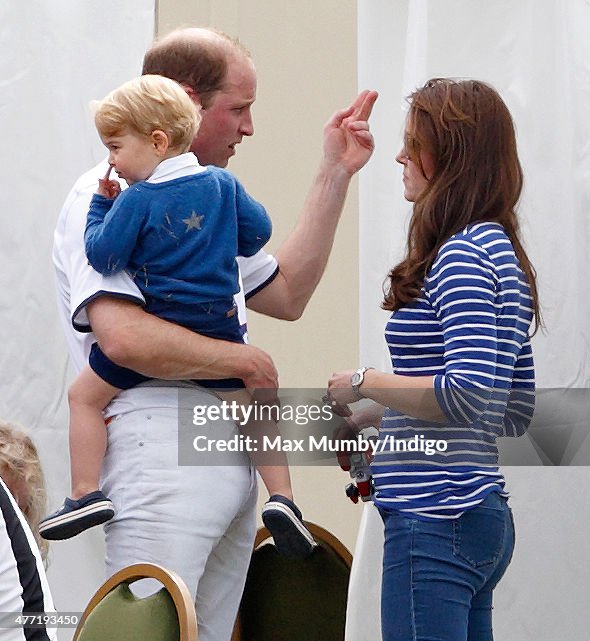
39,366,118,541
218,388,293,499
227,389,293,499
218,388,315,558
254,465,293,501
68,366,119,498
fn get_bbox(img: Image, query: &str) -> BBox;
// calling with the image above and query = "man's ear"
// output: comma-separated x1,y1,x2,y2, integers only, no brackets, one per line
151,130,170,156
181,84,203,108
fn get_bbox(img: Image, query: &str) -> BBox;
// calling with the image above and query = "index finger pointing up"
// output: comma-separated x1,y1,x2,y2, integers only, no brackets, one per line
353,89,378,122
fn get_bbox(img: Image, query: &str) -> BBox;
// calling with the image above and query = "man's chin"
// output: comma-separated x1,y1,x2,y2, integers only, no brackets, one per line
191,149,232,168
224,146,237,165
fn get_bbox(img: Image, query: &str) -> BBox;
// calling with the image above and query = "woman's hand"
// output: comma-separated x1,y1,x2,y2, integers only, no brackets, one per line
332,403,383,470
326,369,362,416
332,415,362,469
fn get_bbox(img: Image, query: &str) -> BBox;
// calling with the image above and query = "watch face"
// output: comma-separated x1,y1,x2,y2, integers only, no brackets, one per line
351,372,362,386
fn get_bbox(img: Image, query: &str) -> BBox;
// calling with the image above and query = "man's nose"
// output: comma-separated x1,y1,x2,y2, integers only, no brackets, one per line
240,111,254,137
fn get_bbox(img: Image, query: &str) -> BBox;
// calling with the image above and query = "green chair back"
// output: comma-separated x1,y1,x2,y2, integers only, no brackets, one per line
239,540,350,641
76,584,180,641
73,563,197,641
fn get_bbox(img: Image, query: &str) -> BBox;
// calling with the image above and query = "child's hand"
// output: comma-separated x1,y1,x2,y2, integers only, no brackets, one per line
97,166,121,199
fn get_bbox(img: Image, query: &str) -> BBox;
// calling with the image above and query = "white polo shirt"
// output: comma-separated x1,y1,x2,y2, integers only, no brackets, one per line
52,158,279,413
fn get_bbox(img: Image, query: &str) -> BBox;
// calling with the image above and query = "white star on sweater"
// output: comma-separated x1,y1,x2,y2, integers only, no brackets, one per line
182,212,204,231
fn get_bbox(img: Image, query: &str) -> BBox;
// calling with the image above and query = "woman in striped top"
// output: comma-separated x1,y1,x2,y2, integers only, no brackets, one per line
327,78,540,641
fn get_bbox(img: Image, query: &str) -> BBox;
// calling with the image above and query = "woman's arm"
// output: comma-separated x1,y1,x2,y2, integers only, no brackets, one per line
328,369,444,422
328,237,506,423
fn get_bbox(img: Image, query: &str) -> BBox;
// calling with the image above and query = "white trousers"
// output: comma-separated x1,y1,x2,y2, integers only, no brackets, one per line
100,386,257,641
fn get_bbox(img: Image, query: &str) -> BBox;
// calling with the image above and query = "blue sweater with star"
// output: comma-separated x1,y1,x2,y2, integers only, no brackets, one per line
85,166,271,311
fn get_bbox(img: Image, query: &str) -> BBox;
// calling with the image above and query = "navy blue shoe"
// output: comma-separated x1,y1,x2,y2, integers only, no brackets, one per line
261,495,316,559
39,491,114,541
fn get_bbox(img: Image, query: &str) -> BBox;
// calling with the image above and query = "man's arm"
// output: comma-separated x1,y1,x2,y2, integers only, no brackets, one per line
246,90,377,320
87,297,279,389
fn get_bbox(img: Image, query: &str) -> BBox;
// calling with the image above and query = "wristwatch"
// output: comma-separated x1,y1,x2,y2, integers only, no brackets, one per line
351,367,373,396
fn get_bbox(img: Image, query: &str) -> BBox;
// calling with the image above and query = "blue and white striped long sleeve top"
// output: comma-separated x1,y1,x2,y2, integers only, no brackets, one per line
372,222,535,520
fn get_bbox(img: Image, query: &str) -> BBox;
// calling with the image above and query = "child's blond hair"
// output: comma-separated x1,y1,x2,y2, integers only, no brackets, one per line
0,421,48,562
94,74,201,151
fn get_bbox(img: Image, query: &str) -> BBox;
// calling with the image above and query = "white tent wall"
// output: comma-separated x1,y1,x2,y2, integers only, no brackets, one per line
0,1,154,631
353,1,590,640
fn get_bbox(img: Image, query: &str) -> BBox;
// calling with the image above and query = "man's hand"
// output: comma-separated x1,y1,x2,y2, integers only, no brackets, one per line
97,165,121,199
240,344,279,390
323,89,378,176
247,90,379,321
240,344,280,408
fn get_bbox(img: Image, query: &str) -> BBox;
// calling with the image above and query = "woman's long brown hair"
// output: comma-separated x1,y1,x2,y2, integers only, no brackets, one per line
383,78,540,333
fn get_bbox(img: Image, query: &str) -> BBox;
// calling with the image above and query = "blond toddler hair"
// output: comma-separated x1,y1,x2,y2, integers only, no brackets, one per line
0,421,48,561
93,74,201,151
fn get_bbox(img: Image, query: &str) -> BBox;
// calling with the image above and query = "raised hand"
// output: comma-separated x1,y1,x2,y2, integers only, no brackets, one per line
97,165,121,199
322,89,378,176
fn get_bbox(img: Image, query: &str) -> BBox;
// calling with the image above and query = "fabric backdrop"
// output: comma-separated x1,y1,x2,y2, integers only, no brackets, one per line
351,1,590,640
0,1,154,632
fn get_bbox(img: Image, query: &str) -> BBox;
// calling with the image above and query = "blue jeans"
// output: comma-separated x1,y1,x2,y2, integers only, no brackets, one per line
379,492,515,641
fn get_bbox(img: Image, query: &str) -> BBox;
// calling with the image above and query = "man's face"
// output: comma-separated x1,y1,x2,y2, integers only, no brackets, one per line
191,55,257,167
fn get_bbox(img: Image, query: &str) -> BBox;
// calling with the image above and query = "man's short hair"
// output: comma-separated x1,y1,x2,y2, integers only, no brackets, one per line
93,74,200,151
142,27,251,108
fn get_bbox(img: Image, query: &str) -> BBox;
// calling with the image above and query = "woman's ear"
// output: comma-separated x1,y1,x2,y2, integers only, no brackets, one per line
151,129,170,156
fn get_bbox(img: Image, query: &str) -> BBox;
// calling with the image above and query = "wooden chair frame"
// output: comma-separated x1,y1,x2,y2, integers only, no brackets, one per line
73,562,197,641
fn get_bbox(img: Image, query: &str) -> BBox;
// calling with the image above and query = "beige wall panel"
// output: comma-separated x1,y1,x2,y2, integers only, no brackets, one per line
156,0,364,551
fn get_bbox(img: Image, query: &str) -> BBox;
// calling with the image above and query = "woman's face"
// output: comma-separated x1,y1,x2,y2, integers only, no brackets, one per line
395,119,435,202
